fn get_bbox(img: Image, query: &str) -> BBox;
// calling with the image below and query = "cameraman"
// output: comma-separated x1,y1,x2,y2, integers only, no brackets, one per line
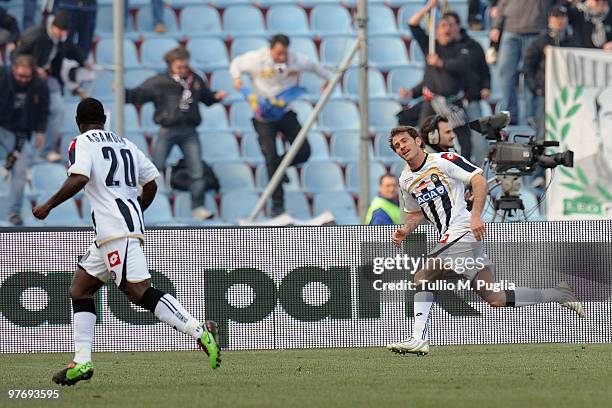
420,115,457,154
0,55,50,225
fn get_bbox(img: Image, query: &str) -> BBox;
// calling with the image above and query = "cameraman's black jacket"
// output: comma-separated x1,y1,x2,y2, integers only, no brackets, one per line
125,70,221,129
409,24,471,97
0,66,50,135
460,29,490,101
523,29,577,96
0,6,20,44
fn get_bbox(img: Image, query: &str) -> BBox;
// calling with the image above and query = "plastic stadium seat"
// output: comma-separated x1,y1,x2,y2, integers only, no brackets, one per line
61,103,81,134
267,5,310,37
37,195,85,227
0,176,10,199
290,100,317,130
313,191,356,219
278,191,311,219
330,131,373,164
299,71,341,102
96,39,140,69
391,160,406,177
223,5,266,37
255,164,301,192
410,41,425,65
369,36,409,70
230,36,268,59
229,101,255,133
124,132,150,157
388,65,424,98
187,37,229,72
165,145,183,167
96,5,139,39
311,4,353,37
343,67,387,100
144,195,175,225
447,1,469,26
241,132,265,164
220,191,261,223
31,163,67,195
290,37,319,63
321,36,358,68
307,131,329,161
369,99,401,132
367,5,398,35
141,38,180,70
210,70,252,105
301,162,345,192
199,132,240,162
110,104,140,132
174,191,219,221
140,103,157,131
136,7,181,37
319,100,360,132
124,68,156,88
197,104,230,132
213,162,255,191
181,6,224,38
398,4,424,35
345,161,387,195
90,70,115,101
490,65,502,103
375,132,398,164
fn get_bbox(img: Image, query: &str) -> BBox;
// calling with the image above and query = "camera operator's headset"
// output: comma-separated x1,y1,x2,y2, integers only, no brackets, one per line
427,115,443,146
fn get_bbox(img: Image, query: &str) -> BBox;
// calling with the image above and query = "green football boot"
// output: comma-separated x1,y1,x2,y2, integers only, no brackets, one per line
197,320,221,369
52,361,94,386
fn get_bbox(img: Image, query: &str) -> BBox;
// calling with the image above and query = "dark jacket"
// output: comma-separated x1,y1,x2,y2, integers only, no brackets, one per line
567,4,612,49
12,24,85,89
0,66,50,134
523,29,578,96
409,24,471,97
0,6,19,43
460,29,490,101
126,70,221,129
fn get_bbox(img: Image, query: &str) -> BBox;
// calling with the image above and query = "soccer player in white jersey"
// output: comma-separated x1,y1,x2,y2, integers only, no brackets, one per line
385,126,585,356
32,98,220,385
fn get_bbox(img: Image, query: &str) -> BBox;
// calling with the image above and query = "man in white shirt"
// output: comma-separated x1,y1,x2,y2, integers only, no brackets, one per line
385,125,585,356
230,34,330,216
32,98,221,386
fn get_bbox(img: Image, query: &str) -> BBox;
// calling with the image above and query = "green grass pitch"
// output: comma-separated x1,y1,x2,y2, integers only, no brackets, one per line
1,344,611,408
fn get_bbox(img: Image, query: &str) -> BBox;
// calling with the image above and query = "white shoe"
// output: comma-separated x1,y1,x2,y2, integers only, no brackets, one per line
192,206,213,220
556,282,586,318
386,337,430,356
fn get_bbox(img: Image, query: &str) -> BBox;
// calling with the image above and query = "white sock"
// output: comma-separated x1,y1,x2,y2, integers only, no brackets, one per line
73,312,96,364
413,291,434,341
154,294,203,340
513,287,563,307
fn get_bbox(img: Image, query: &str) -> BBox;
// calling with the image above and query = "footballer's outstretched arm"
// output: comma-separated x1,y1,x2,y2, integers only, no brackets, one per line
469,173,488,240
140,180,157,211
32,174,90,220
392,211,425,247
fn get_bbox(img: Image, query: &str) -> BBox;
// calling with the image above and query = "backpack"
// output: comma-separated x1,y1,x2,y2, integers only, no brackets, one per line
170,158,220,192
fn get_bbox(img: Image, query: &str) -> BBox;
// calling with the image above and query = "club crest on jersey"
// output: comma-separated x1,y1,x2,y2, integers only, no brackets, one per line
431,174,440,183
107,250,121,267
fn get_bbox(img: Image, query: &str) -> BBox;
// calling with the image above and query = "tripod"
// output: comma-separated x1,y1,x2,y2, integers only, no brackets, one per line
488,175,528,222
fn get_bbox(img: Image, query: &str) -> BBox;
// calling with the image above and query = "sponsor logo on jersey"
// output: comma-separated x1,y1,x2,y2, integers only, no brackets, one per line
415,184,448,205
107,250,122,267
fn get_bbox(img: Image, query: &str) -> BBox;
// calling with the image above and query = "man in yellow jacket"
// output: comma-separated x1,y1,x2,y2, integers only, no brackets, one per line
365,174,402,225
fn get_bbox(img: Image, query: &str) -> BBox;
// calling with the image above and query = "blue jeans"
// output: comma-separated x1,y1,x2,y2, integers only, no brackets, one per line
23,0,38,30
154,127,205,208
497,32,538,125
466,100,488,167
57,7,97,59
125,0,164,26
0,128,33,217
43,83,64,157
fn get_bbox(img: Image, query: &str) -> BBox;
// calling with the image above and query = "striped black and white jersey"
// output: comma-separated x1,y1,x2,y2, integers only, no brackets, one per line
67,130,159,245
399,152,482,241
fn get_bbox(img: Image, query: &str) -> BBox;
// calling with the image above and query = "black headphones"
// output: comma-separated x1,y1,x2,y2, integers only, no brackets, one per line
427,115,443,145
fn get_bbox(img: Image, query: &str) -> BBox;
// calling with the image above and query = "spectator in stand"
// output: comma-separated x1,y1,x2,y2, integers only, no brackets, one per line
401,0,473,160
23,0,38,30
0,6,19,52
365,174,401,225
54,0,97,59
230,34,330,217
445,10,491,166
125,0,166,33
124,46,226,221
490,0,560,125
468,0,484,31
568,0,612,50
0,55,50,225
12,11,86,163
